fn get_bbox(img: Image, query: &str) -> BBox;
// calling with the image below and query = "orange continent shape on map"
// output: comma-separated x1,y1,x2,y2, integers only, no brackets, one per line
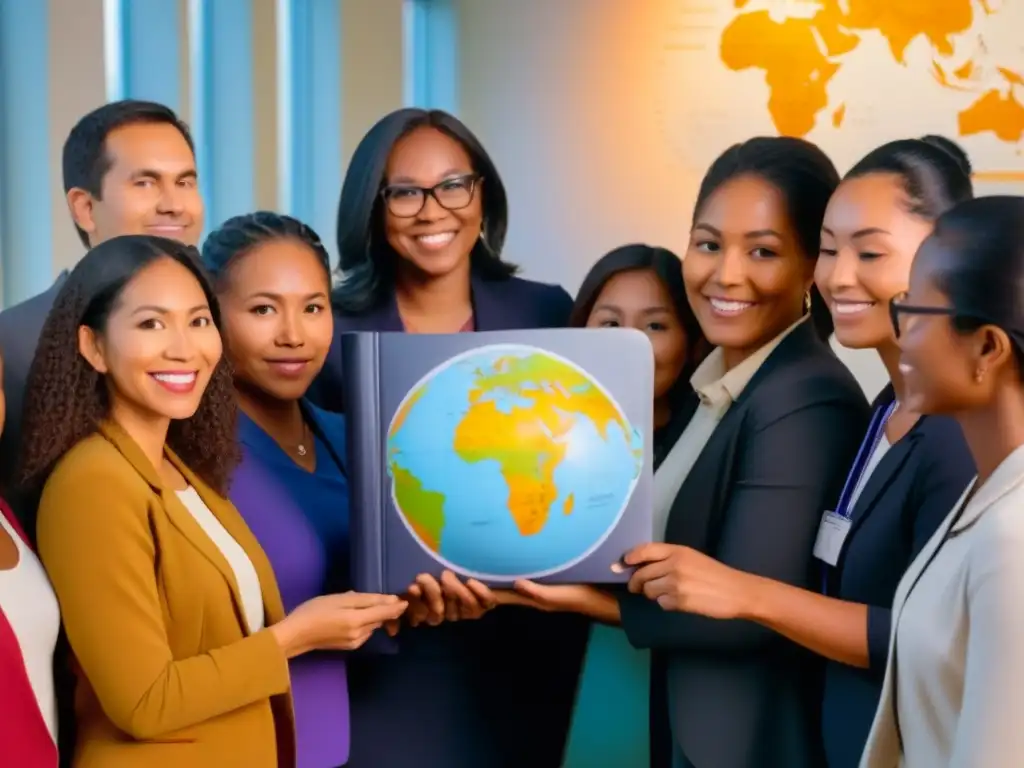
719,11,843,137
720,0,978,138
842,0,974,63
454,398,567,537
958,89,1024,143
391,465,445,552
468,353,627,440
455,351,630,537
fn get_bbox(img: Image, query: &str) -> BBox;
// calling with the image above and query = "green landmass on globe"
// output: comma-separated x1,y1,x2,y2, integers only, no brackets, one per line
720,0,1024,145
385,346,644,578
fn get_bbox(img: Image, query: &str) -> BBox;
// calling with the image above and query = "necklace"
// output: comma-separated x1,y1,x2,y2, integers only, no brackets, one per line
294,421,309,457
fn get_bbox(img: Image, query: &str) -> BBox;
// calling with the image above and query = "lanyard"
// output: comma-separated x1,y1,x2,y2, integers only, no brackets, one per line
819,400,896,594
833,400,897,520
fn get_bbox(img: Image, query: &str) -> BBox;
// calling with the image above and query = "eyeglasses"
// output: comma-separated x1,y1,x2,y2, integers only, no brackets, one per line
380,174,482,218
888,292,958,338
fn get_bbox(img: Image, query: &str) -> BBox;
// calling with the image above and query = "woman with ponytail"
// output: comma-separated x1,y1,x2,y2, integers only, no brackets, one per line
506,137,870,767
592,136,976,767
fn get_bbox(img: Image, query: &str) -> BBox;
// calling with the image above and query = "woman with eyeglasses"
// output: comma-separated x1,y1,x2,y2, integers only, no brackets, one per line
306,108,585,768
600,137,976,766
860,195,1024,766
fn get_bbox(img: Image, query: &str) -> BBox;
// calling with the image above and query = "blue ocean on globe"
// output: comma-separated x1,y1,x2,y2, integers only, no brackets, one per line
386,344,643,580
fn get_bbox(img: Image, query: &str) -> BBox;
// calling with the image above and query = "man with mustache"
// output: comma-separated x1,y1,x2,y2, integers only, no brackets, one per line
0,100,203,508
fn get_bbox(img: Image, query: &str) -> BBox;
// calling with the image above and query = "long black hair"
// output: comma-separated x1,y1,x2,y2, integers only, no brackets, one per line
571,244,708,412
332,108,518,314
845,135,973,216
201,210,331,284
924,196,1024,365
19,235,238,493
693,136,840,340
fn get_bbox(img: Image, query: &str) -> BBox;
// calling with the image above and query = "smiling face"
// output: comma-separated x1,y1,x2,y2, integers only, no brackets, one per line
683,174,813,363
382,126,483,281
816,173,935,350
78,256,222,430
217,238,333,402
895,239,1010,416
68,122,203,247
585,268,689,401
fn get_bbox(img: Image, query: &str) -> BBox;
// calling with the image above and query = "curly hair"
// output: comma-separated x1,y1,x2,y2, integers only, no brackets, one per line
18,235,239,494
200,210,332,283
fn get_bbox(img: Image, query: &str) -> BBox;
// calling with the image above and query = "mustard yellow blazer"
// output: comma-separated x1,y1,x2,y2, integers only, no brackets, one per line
36,421,296,768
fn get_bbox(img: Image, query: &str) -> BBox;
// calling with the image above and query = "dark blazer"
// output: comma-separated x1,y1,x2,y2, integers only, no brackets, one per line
821,385,974,768
0,276,67,508
311,273,586,768
618,321,870,768
307,274,574,414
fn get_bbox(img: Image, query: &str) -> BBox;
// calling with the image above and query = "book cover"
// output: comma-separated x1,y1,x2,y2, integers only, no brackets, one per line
343,328,654,592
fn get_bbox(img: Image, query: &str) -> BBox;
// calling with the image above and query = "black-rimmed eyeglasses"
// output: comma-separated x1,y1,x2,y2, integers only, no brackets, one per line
380,174,482,218
888,292,958,338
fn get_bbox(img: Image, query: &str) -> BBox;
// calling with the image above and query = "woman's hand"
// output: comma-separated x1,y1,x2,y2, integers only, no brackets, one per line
403,570,498,628
502,581,620,623
271,592,409,657
624,543,760,619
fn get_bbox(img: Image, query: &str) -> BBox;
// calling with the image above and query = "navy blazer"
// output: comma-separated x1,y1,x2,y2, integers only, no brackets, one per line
821,385,975,768
307,274,574,414
312,273,587,768
618,321,870,768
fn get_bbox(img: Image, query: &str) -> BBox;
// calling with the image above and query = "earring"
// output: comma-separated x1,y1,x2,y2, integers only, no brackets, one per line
974,369,984,384
804,291,812,313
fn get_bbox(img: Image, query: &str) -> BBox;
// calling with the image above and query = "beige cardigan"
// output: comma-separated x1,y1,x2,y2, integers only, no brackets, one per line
860,443,1024,767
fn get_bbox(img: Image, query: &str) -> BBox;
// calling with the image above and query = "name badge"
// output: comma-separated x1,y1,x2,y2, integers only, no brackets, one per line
813,510,852,567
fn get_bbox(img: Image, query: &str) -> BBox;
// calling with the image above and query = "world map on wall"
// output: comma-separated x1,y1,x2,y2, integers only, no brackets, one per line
658,0,1024,179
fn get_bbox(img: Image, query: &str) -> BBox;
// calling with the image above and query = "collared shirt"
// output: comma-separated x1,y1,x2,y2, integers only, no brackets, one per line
651,315,809,539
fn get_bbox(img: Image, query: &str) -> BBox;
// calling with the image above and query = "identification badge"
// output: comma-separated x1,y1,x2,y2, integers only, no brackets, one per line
813,510,852,566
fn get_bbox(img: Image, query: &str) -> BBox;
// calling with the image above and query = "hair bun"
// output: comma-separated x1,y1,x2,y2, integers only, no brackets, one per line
920,135,973,176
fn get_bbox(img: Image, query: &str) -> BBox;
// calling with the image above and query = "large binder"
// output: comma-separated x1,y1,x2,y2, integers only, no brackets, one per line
343,329,654,592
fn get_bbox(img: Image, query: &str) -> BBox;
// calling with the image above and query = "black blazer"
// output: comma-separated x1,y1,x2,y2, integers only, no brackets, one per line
307,274,574,414
619,321,870,768
821,385,974,768
313,273,587,768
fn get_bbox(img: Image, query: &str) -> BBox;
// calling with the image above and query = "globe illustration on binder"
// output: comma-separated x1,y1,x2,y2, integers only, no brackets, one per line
385,344,644,580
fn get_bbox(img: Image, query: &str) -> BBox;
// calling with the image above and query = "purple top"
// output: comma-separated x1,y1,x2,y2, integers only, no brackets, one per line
231,404,350,768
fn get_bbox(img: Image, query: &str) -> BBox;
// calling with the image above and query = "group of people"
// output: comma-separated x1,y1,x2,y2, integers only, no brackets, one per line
0,97,1021,768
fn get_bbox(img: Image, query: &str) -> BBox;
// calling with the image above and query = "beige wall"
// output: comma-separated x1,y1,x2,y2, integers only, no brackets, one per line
341,0,405,166
36,0,405,281
48,0,108,274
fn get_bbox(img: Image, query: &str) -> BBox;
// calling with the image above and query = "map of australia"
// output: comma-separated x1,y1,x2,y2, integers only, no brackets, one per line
719,0,1024,146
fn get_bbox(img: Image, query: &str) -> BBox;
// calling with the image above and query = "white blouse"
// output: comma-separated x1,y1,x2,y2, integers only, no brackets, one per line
0,512,60,740
176,487,265,633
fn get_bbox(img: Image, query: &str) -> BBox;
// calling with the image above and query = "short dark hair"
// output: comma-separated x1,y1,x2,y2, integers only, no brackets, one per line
693,136,840,340
201,211,331,285
62,100,196,247
570,244,708,409
845,135,973,220
18,235,237,494
332,108,517,314
925,196,1024,355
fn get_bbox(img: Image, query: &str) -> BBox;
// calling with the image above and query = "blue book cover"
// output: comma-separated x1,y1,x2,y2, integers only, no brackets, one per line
342,328,654,592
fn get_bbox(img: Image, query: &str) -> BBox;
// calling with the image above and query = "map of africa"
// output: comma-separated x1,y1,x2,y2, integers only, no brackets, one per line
386,345,644,580
659,0,1024,180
